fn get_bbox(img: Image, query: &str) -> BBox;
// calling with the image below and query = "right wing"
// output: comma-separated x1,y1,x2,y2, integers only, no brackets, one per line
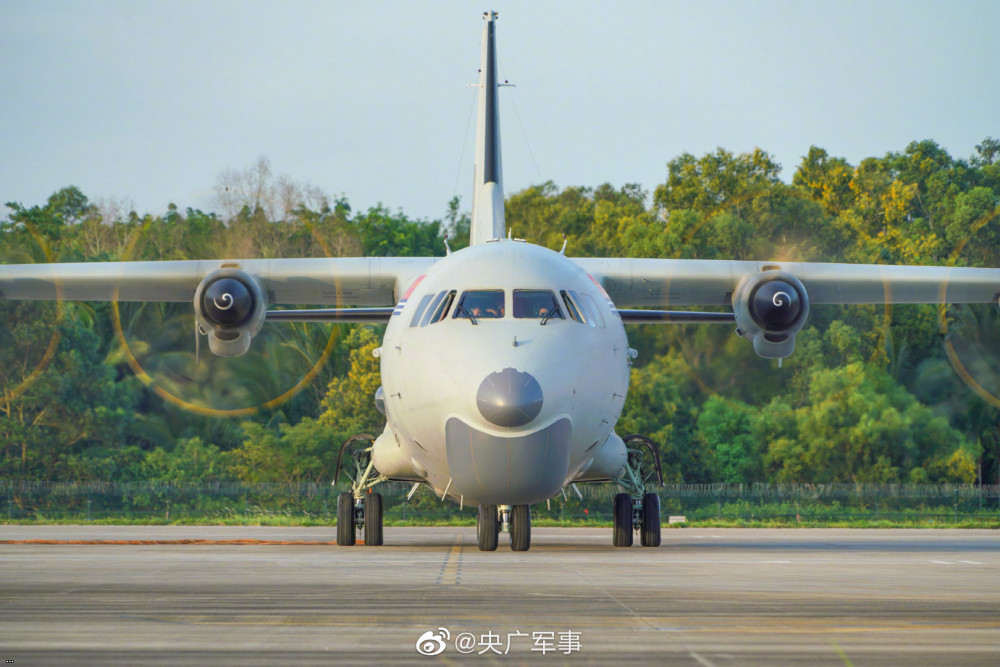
574,258,1000,307
573,257,1000,358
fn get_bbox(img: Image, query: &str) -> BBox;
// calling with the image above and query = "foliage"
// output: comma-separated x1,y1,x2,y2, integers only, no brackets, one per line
2,140,999,489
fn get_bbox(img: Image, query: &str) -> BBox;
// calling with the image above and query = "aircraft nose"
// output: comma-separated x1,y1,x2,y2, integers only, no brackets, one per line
477,367,543,428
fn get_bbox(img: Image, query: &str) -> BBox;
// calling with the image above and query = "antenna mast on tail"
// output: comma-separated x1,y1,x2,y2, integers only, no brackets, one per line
469,11,506,245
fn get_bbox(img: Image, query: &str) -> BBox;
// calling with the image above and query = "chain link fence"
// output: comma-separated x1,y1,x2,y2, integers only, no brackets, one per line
2,481,999,524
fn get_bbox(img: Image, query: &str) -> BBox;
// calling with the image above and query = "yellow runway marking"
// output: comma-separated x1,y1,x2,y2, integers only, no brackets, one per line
437,534,464,585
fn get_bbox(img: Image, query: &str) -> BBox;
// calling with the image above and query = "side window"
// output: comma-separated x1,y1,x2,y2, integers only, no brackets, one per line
580,293,606,328
569,290,597,328
514,290,563,319
419,291,447,327
560,290,585,324
429,290,456,324
454,290,505,319
409,294,434,327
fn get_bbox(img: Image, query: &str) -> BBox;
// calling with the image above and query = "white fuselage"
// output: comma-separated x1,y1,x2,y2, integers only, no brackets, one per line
372,240,632,506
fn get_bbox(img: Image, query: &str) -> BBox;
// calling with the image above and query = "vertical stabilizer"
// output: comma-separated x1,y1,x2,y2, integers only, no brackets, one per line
469,11,505,245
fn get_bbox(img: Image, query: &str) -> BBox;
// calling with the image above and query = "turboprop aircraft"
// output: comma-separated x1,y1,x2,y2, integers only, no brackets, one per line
1,12,999,551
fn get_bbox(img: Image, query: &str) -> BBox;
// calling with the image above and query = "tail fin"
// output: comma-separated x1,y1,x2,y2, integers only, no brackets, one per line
469,11,505,245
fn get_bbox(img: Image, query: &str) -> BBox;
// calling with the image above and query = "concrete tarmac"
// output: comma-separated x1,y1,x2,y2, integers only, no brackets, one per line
1,526,999,665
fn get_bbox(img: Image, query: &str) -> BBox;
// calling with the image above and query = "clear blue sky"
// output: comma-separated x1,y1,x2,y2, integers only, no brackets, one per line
2,1,998,223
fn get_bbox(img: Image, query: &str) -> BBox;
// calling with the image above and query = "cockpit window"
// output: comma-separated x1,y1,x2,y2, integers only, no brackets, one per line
564,290,599,328
409,293,434,327
454,290,505,319
560,290,585,324
580,293,606,328
514,290,563,320
429,290,456,324
418,291,448,327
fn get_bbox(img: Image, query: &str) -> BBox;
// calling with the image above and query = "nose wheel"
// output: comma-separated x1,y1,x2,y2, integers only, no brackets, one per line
477,504,499,551
510,505,531,551
476,504,531,551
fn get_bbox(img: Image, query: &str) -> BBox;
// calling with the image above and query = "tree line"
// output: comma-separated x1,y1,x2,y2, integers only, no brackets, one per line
1,141,999,488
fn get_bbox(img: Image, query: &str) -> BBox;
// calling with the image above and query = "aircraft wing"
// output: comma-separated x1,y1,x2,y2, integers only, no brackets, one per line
574,258,1000,308
0,257,438,306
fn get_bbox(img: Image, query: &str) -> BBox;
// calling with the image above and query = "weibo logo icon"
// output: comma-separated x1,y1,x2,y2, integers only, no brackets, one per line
415,627,451,656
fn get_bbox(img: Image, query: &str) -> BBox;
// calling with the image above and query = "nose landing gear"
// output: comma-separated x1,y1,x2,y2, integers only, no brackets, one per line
612,434,663,548
476,503,531,551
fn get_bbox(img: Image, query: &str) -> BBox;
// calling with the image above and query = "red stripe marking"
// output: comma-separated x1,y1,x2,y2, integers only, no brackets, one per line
402,274,427,300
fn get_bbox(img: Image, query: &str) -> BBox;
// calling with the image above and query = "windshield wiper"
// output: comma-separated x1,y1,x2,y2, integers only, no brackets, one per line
540,309,558,326
457,304,478,325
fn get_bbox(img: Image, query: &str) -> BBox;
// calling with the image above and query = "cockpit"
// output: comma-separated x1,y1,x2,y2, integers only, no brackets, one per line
409,288,607,328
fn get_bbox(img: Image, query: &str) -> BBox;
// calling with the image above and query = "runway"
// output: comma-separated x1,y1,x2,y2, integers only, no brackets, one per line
1,526,999,665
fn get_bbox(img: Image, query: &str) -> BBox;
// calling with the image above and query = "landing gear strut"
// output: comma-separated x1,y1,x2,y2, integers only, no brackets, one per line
334,433,388,547
611,434,663,548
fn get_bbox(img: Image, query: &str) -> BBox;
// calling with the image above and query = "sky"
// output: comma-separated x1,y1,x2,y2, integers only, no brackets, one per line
2,1,998,224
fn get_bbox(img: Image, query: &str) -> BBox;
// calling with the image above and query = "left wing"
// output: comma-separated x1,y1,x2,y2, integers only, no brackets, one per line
0,257,438,356
0,257,437,305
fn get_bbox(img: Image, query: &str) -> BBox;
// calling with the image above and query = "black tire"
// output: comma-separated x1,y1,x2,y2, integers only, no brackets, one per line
640,492,661,547
510,505,531,551
337,492,356,546
613,492,633,547
364,493,383,546
477,504,499,551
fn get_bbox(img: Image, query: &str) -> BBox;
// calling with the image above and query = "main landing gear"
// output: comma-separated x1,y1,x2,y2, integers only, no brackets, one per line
612,434,664,548
476,503,531,551
335,433,388,547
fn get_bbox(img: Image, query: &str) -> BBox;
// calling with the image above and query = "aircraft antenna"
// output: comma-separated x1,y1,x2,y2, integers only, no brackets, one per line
559,233,568,255
500,61,545,185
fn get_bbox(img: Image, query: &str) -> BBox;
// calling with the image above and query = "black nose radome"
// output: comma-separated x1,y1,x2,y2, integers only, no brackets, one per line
477,368,543,428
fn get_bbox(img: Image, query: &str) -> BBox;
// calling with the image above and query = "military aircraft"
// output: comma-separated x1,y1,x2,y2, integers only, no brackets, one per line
2,12,998,551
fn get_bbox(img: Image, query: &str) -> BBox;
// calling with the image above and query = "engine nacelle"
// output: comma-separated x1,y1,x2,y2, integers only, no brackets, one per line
732,270,810,359
193,269,267,357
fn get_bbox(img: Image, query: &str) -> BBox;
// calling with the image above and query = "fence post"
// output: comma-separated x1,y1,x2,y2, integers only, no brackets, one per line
86,498,92,522
954,488,958,522
875,487,879,520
